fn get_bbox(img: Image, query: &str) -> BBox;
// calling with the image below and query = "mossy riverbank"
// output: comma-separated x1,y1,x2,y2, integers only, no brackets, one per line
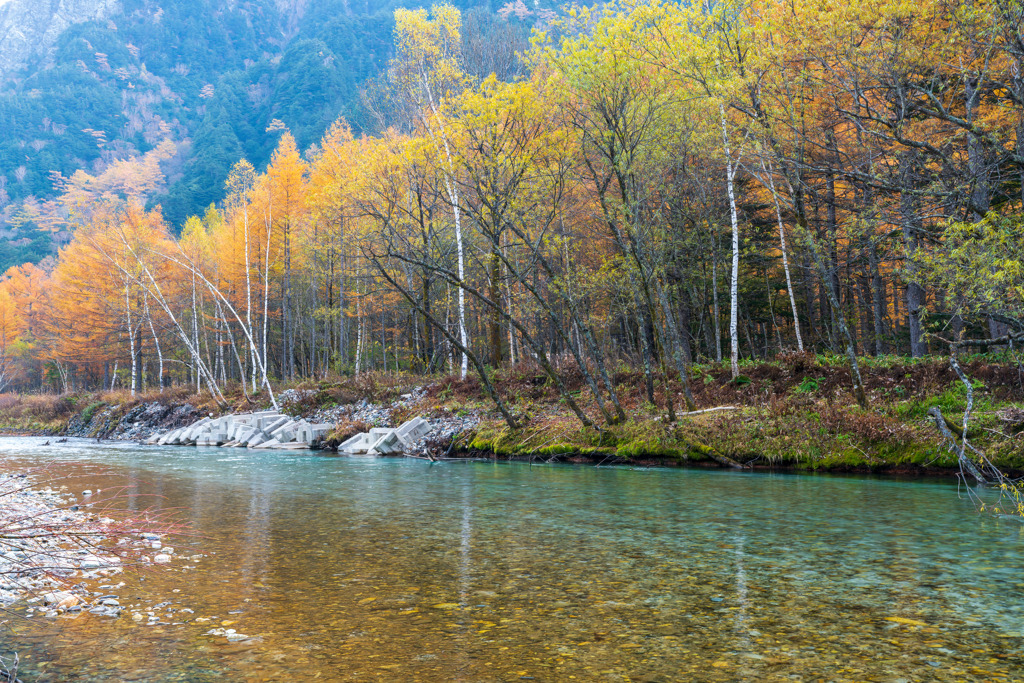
0,353,1021,476
450,354,1024,475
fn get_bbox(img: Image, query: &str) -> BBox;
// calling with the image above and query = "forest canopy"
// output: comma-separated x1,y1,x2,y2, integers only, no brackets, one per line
0,0,1020,430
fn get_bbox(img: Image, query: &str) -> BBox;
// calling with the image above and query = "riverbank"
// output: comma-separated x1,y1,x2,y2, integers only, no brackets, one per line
0,353,1021,475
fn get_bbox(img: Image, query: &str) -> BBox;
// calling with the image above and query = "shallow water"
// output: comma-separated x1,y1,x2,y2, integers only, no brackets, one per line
0,436,1022,682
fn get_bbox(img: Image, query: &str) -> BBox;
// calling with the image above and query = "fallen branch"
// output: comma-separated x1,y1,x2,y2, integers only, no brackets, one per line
928,406,988,484
931,330,1024,348
932,409,982,440
677,406,740,417
684,440,745,469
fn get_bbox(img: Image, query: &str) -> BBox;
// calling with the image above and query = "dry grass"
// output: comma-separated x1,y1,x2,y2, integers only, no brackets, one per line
0,393,77,424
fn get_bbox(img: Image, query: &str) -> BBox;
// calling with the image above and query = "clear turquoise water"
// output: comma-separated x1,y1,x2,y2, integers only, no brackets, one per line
1,436,1022,681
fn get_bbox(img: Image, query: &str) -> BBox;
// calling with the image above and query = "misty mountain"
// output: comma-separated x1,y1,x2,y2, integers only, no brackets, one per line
0,0,542,269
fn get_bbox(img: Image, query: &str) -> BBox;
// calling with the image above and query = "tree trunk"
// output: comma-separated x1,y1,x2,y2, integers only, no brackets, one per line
901,192,927,358
762,159,803,351
722,107,741,379
488,246,502,367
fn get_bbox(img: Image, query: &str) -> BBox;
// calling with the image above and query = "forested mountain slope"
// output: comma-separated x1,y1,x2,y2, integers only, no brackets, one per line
0,0,541,270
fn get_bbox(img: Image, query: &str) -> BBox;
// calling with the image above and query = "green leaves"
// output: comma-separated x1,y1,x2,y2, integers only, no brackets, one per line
919,214,1024,327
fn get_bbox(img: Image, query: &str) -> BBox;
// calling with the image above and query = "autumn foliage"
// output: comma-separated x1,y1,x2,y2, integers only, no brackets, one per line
0,0,1021,423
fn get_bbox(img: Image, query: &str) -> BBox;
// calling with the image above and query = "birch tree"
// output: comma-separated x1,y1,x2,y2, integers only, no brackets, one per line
392,4,470,378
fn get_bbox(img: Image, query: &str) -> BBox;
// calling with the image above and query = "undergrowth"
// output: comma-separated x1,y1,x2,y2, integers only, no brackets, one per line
0,353,1019,473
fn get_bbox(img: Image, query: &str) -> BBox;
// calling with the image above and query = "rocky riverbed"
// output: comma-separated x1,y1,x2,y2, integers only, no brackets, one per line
0,472,123,610
0,471,187,619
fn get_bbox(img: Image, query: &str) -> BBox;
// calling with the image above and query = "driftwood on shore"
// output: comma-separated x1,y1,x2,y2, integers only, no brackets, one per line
677,406,740,417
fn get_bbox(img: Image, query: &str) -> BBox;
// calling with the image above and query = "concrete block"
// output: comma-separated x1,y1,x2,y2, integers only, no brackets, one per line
235,426,257,444
271,420,299,437
183,418,211,441
396,417,430,443
272,441,311,450
246,411,276,425
247,433,268,448
369,430,408,455
265,416,290,431
269,419,296,437
339,432,376,454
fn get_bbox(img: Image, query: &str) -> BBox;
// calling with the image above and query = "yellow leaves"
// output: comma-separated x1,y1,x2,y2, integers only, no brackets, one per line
44,201,176,365
268,132,308,207
224,159,257,208
59,140,176,215
392,4,467,111
885,616,928,626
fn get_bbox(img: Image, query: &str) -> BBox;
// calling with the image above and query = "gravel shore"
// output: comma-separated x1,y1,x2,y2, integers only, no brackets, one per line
0,473,129,613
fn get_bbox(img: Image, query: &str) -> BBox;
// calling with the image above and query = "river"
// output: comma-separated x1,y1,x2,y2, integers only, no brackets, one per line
0,437,1022,681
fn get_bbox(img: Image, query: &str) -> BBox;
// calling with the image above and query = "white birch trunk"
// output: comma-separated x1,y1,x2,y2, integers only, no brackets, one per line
421,69,468,379
243,205,255,392
712,235,722,362
262,199,273,387
721,106,741,379
355,283,364,376
761,158,804,352
126,280,136,397
445,283,454,375
441,164,468,379
191,269,199,391
144,293,164,392
215,299,227,386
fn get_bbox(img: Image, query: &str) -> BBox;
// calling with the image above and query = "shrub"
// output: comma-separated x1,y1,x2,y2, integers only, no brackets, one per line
797,377,820,393
81,401,106,424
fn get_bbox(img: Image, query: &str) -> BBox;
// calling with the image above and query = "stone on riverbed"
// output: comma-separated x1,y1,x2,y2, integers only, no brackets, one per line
43,591,80,609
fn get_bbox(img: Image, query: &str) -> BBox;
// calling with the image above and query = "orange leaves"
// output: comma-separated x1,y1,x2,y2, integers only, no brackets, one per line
60,140,176,214
44,202,174,367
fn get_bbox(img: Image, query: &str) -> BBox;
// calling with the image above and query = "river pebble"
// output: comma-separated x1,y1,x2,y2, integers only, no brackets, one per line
0,473,127,607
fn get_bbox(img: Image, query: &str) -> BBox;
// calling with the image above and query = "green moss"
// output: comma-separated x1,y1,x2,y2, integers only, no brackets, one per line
81,401,106,424
456,400,974,473
537,443,575,456
577,446,617,457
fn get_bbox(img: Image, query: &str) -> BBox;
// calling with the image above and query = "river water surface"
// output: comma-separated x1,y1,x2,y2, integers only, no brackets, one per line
1,437,1023,681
